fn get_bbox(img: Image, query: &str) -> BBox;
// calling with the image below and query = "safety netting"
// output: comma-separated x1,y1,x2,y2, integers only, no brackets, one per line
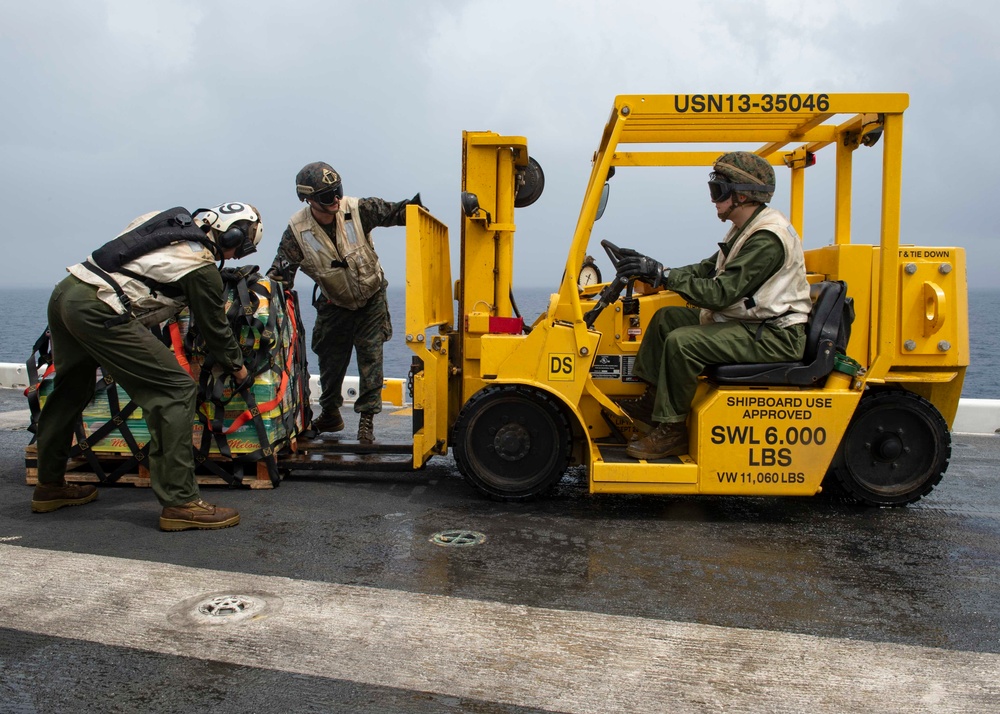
25,267,312,487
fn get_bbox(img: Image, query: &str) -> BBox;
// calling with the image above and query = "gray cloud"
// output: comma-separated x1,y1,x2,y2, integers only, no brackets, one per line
1,0,996,290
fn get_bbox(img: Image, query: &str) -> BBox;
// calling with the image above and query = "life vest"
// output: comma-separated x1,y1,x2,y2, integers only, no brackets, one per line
701,206,811,328
68,208,220,326
287,197,384,310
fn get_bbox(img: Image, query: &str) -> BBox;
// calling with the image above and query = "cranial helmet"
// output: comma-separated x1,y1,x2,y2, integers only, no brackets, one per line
295,161,343,204
709,151,776,204
192,202,262,258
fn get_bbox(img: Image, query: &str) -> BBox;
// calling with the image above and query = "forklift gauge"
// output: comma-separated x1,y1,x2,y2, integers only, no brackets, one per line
579,256,602,289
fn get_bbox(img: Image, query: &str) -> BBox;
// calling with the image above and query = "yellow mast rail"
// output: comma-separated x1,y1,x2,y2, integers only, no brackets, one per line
612,93,909,118
614,152,800,168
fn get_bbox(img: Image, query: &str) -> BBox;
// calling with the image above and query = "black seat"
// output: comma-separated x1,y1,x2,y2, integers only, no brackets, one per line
703,280,848,387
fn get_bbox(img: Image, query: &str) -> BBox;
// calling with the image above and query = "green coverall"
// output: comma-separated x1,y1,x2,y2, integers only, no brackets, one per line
36,268,243,507
633,213,806,424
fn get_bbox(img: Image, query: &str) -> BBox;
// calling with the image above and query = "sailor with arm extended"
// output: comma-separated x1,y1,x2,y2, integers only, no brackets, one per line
267,161,422,445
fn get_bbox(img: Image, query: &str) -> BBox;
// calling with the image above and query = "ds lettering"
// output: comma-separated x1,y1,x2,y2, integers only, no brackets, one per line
548,354,574,381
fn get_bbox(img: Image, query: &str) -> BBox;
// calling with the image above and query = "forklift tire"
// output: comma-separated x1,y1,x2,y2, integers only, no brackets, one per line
453,385,573,501
831,390,951,507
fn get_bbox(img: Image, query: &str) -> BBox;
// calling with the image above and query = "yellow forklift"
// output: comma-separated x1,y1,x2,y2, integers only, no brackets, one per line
294,93,969,507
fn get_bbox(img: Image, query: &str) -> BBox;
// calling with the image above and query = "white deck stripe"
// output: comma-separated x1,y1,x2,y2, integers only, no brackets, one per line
0,408,31,429
1,545,997,712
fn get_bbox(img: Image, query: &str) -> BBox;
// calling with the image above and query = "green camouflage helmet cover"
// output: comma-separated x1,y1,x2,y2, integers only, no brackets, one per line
713,151,775,204
295,161,342,200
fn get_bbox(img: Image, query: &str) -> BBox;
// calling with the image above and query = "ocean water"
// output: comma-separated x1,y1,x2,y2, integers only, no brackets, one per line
2,285,999,399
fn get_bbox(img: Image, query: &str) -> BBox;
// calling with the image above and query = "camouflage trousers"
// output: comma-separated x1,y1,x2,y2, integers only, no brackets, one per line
312,287,392,415
632,306,805,423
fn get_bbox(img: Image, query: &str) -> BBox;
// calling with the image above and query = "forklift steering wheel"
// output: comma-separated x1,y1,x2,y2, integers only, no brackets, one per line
582,240,638,329
603,239,639,292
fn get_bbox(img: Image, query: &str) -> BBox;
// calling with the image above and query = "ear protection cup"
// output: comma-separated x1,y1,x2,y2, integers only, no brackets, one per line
219,224,246,249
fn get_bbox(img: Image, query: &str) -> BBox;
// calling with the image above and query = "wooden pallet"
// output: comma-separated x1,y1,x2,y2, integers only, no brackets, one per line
24,444,280,489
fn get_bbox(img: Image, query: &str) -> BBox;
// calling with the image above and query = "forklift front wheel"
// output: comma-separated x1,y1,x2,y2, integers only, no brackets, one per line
453,385,573,501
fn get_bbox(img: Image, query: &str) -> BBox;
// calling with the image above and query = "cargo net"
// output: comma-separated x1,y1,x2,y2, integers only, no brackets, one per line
24,267,313,487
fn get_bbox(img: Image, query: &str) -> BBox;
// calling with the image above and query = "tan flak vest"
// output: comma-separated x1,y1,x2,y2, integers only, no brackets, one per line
68,211,219,327
701,206,811,329
288,197,384,310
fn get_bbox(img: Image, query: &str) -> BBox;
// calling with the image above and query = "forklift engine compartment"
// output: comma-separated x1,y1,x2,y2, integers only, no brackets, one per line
296,93,968,508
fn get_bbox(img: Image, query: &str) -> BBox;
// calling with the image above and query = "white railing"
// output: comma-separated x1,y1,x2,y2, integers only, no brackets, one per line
0,363,403,408
2,362,997,434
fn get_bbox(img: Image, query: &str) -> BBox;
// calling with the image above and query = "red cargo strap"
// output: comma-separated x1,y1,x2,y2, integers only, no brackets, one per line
211,294,299,435
168,321,194,377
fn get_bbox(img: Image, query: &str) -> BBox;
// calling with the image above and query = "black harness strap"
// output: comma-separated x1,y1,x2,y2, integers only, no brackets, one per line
80,261,134,327
239,385,281,486
81,206,223,327
284,288,314,430
66,370,150,483
194,451,243,486
194,369,236,475
114,265,186,301
98,370,148,483
71,421,107,481
67,372,119,480
24,328,53,439
192,367,240,486
189,267,285,486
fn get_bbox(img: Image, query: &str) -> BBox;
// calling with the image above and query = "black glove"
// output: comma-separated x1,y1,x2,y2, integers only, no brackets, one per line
616,253,664,287
388,193,424,226
220,264,260,282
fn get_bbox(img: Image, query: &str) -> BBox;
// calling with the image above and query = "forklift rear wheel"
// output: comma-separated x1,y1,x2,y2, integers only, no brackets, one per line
832,390,950,506
453,385,573,501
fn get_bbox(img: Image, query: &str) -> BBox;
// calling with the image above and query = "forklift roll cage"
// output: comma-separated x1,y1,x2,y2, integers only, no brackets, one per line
563,93,912,384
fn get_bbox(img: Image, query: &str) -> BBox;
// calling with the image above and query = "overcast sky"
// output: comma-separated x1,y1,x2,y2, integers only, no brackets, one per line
1,0,997,292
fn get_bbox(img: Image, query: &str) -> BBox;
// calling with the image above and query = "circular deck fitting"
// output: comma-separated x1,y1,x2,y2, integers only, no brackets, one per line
197,595,256,618
430,530,486,547
167,591,283,629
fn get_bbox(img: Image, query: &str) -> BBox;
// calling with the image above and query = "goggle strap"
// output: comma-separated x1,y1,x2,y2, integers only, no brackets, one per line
709,180,775,193
726,182,774,193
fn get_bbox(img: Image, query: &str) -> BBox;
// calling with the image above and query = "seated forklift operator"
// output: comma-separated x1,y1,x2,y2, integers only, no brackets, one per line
618,151,812,460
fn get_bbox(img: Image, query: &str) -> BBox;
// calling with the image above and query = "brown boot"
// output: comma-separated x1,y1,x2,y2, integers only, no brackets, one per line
159,499,240,532
31,483,98,513
312,409,344,433
625,421,689,460
357,412,375,445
